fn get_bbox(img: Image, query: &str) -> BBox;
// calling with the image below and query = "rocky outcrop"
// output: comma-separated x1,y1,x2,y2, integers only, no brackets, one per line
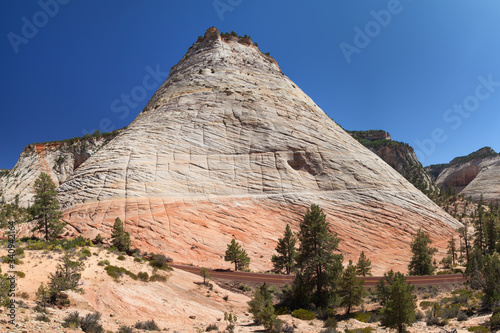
349,130,391,141
56,28,459,273
432,147,500,202
348,130,438,196
0,134,119,206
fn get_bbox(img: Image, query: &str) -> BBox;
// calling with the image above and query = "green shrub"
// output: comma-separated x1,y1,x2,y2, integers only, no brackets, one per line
324,316,337,328
138,272,149,282
451,288,472,295
80,312,104,333
291,308,316,320
33,304,47,313
149,274,167,282
14,247,24,256
118,326,134,333
0,256,22,265
206,323,218,331
468,325,489,333
48,291,70,307
61,236,93,250
80,249,92,257
93,234,103,245
457,310,468,321
275,306,290,316
26,236,92,251
134,319,160,331
441,304,460,319
134,257,142,263
440,297,452,303
451,293,470,304
16,271,25,278
425,314,440,326
419,301,434,310
104,265,137,281
344,328,374,333
490,310,500,332
149,254,172,270
357,328,374,333
353,311,369,323
62,311,80,328
98,260,110,266
238,283,251,292
117,255,126,261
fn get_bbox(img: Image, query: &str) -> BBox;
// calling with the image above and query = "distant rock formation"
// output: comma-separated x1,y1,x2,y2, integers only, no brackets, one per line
54,28,459,273
428,147,500,202
0,132,120,206
348,130,438,196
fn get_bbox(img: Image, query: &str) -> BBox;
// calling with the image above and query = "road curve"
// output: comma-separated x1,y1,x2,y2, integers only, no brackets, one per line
170,264,466,286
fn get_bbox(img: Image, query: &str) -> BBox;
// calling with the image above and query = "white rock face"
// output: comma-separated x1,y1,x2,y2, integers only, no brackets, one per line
57,28,460,273
0,137,112,206
437,155,500,202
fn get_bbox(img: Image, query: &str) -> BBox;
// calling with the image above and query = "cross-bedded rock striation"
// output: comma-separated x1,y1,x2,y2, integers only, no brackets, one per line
56,28,460,273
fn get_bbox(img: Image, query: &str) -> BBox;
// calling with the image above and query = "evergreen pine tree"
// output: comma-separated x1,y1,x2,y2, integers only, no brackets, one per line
284,271,311,309
247,283,276,328
375,269,395,306
447,236,457,266
481,253,500,309
485,215,498,255
296,204,343,308
200,267,210,285
224,239,250,271
271,224,297,274
408,228,437,276
31,172,65,241
474,208,486,255
458,223,471,266
36,282,50,310
338,260,365,315
355,251,372,276
111,217,131,252
466,248,484,290
49,252,85,293
380,272,416,333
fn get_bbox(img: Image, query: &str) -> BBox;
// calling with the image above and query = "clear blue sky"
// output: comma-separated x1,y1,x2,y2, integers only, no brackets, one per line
1,1,499,170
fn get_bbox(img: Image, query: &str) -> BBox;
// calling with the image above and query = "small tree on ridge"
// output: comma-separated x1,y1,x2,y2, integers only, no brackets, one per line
31,172,65,241
271,224,297,274
111,217,131,252
356,250,372,277
224,239,250,271
408,228,437,276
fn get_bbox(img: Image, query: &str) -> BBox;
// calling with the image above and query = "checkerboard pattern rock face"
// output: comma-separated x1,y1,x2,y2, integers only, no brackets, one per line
56,28,460,274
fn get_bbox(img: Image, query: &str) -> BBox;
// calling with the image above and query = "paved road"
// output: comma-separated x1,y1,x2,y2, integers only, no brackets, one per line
170,264,466,286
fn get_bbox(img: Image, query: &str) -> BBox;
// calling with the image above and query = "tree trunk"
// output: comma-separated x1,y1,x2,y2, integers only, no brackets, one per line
45,215,48,241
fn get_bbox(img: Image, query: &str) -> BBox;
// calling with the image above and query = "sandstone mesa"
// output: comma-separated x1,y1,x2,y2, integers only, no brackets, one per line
2,27,461,274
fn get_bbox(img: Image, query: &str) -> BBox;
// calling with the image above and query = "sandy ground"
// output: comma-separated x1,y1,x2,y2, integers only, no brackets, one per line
0,246,493,332
0,246,253,332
